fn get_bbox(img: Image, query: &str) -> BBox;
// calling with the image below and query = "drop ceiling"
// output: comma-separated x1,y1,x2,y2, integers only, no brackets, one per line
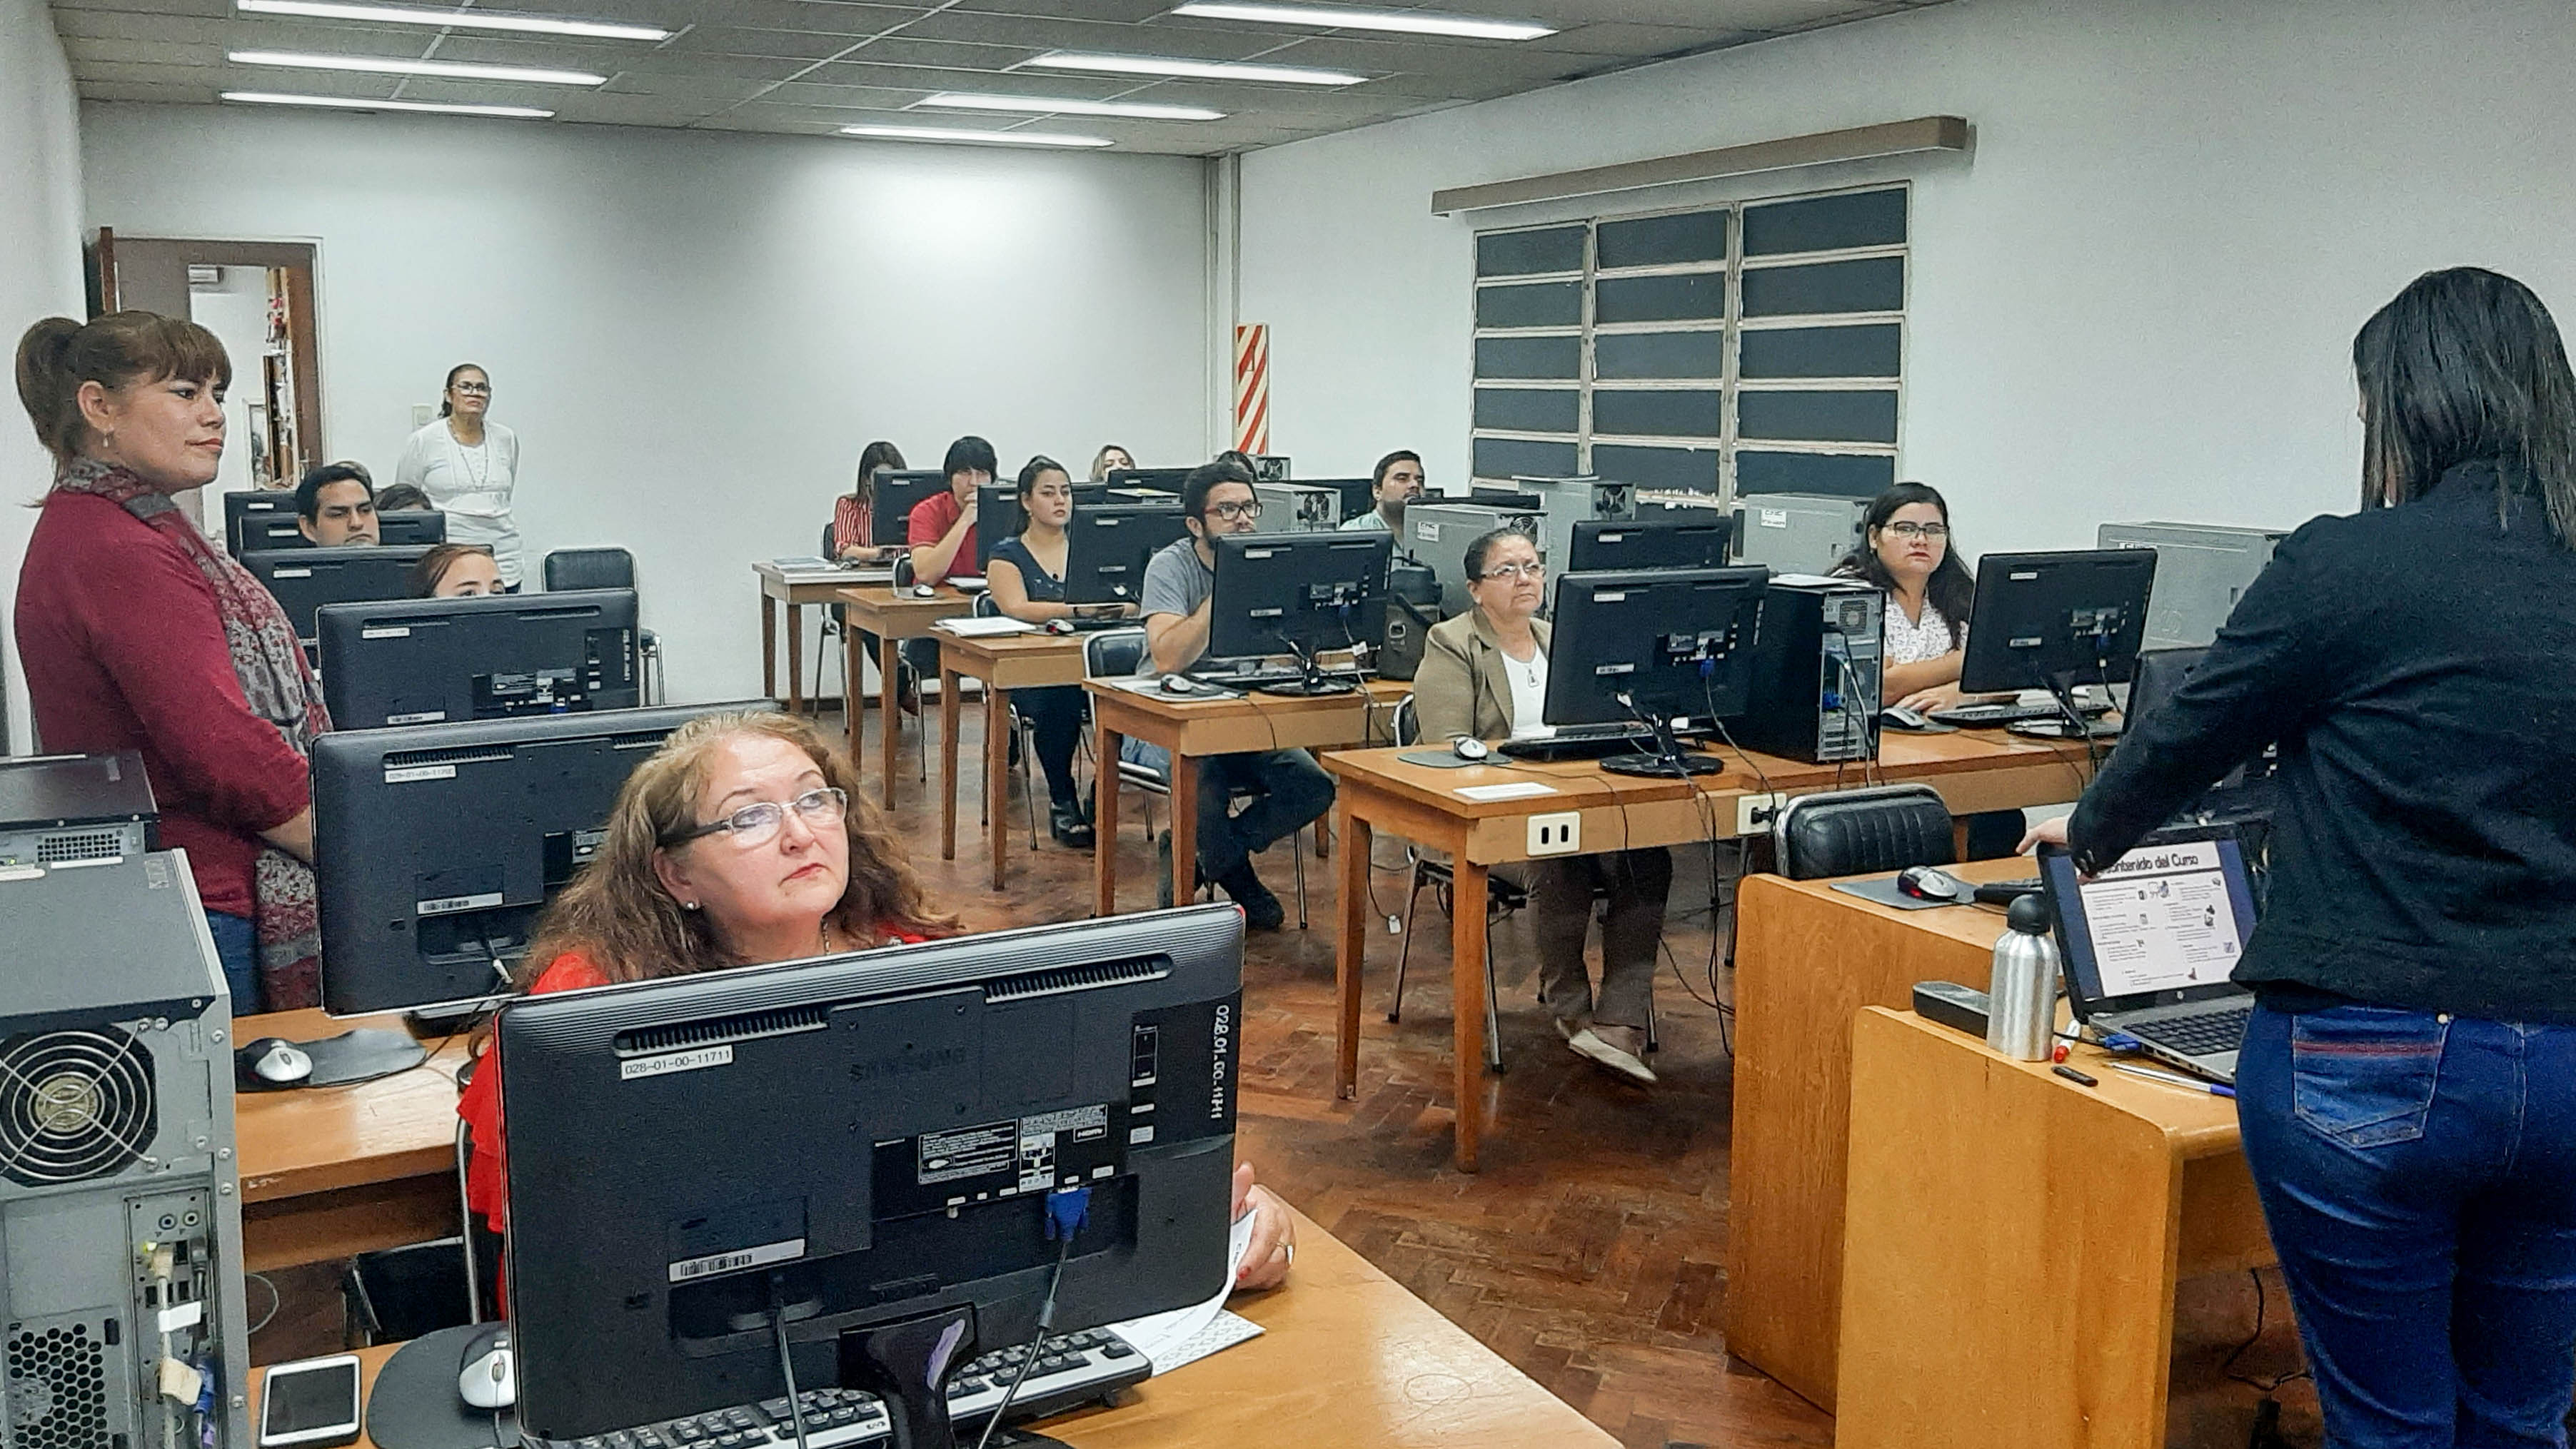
51,0,1953,156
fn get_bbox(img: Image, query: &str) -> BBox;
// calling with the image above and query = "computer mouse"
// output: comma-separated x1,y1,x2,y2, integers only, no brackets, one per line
1896,865,1972,903
1045,618,1077,636
233,1038,313,1089
1158,674,1199,695
458,1325,515,1411
910,583,937,599
1880,705,1932,732
1451,736,1491,762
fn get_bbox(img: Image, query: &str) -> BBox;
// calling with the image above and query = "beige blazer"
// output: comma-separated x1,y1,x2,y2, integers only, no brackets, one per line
1412,609,1553,744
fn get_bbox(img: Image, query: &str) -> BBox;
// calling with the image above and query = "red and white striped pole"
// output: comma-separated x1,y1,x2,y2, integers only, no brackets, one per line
1232,323,1270,455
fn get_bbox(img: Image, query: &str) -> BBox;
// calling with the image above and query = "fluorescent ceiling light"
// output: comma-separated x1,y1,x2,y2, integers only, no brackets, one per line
1021,51,1363,86
221,89,553,117
917,91,1223,121
235,0,668,42
838,123,1113,149
229,49,605,84
1171,1,1554,41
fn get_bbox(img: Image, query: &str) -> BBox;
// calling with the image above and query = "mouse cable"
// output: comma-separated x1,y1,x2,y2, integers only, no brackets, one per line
767,1291,812,1449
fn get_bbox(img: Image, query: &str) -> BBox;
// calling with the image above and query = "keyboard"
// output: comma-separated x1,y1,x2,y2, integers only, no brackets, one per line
1053,616,1134,632
1496,727,1651,762
1929,700,2111,728
2126,1001,2253,1058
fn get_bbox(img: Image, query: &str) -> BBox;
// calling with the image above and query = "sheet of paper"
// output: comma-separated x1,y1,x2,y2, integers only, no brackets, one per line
771,556,831,569
1104,1208,1260,1375
1455,781,1559,801
935,615,1037,637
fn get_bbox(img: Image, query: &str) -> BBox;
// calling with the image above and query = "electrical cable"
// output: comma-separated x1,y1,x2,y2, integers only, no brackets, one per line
2220,1268,2311,1393
243,1273,280,1336
768,1298,812,1449
970,1194,1083,1449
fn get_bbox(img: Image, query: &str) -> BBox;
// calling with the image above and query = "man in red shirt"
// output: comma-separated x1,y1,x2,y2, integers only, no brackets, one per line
907,435,994,587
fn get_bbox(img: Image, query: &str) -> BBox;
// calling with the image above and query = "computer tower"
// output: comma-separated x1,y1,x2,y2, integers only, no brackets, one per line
1249,454,1292,483
1733,493,1870,575
1405,501,1538,615
2097,522,2288,650
0,751,158,867
1509,475,1632,574
1252,481,1340,532
1737,577,1886,764
0,852,250,1449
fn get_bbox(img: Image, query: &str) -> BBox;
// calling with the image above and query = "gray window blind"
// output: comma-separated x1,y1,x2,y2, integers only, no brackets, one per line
1470,183,1906,501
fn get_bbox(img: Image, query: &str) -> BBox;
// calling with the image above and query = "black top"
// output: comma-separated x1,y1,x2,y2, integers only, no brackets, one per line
987,534,1067,603
2069,460,2576,1022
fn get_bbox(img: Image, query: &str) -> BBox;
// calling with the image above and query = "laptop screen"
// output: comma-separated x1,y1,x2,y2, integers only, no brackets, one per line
2041,832,2260,1010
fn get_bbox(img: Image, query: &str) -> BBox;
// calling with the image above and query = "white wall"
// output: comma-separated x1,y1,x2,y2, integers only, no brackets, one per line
81,104,1214,703
0,0,86,751
1237,0,2576,555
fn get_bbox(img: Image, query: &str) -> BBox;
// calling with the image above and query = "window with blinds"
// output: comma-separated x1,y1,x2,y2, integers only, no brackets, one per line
1469,184,1906,502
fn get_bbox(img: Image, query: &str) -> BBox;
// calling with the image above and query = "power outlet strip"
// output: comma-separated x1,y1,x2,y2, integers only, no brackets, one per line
1735,792,1788,836
1527,812,1581,855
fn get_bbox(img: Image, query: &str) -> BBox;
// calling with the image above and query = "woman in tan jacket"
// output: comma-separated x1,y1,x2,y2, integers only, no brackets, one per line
1412,527,1669,1084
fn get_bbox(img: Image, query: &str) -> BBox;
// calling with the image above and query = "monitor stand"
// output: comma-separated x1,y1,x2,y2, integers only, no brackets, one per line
1251,638,1360,697
1599,750,1729,778
836,1310,1071,1449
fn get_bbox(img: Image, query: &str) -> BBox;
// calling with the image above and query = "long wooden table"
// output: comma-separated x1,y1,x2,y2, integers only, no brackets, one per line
753,561,890,715
234,1009,471,1274
837,585,975,807
1085,677,1404,917
258,1206,1617,1449
1325,731,2097,1170
936,630,1089,887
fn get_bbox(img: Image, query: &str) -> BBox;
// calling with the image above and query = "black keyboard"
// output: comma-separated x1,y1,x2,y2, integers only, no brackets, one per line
2128,1001,2253,1058
540,1388,890,1449
1930,700,2111,727
1053,616,1134,632
1496,727,1651,762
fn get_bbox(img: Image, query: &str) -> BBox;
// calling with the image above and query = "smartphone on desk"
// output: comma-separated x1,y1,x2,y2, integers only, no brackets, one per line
261,1353,362,1449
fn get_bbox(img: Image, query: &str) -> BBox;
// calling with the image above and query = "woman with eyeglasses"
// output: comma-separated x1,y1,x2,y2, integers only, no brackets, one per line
1833,482,1983,715
453,710,1297,1292
1414,527,1669,1085
396,363,523,589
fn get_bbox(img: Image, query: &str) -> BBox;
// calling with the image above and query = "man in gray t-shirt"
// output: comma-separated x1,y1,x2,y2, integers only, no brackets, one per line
1122,460,1334,930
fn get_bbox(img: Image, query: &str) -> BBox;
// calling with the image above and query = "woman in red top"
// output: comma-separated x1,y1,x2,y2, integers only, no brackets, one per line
827,440,905,562
13,313,328,1012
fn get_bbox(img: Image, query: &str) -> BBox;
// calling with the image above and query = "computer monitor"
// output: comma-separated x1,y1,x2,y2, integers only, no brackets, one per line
375,509,448,546
238,510,448,552
498,905,1243,1446
1470,485,1546,510
312,702,767,1016
868,471,952,547
1105,467,1194,494
236,513,311,553
1062,504,1188,606
316,587,641,729
1207,531,1392,695
2128,646,2276,794
1542,565,1771,776
1957,550,2159,727
1565,516,1734,573
974,483,1109,570
223,490,293,557
243,545,433,647
1304,478,1380,523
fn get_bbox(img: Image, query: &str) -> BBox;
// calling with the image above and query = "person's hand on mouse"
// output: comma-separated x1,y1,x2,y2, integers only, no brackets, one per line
1894,682,1969,714
1230,1162,1294,1292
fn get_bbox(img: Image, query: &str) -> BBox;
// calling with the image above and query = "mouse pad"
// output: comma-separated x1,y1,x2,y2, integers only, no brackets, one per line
366,1326,521,1449
1831,876,1963,912
301,1029,430,1088
1395,749,1481,769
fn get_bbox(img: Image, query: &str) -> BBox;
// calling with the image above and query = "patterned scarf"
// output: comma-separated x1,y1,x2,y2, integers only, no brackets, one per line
53,458,334,1008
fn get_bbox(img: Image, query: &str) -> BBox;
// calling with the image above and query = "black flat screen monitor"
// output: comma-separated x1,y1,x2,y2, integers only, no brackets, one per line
375,510,448,546
236,514,311,553
1543,566,1771,775
1566,516,1734,573
2128,646,2275,797
223,491,292,557
1470,486,1546,510
1104,468,1192,495
1958,549,2158,699
1207,532,1391,695
238,510,448,552
868,471,952,547
498,906,1244,1445
316,587,641,729
243,545,433,646
312,702,766,1016
1062,504,1188,606
974,483,1107,571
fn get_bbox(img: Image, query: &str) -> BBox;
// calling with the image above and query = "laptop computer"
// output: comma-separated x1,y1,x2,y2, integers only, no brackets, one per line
2038,826,2260,1084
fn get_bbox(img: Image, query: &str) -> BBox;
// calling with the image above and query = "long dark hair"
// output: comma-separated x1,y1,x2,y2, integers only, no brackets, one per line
852,440,905,504
1836,482,1974,649
2354,267,2576,546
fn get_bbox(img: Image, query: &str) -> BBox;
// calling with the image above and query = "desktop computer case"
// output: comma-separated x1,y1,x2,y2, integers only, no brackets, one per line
1407,503,1540,615
0,852,251,1449
1250,482,1341,533
2097,522,2287,650
0,751,158,869
1733,493,1870,575
1738,577,1886,764
1508,476,1634,576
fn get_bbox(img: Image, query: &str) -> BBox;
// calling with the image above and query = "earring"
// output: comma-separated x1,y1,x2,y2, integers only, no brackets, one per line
682,900,701,911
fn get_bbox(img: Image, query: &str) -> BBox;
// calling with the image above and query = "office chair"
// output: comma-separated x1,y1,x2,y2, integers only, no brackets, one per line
343,1119,497,1343
1769,783,1957,880
539,546,662,705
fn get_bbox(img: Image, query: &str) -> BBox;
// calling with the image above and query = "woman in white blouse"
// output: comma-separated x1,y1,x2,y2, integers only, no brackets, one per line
396,363,523,588
1833,482,1980,712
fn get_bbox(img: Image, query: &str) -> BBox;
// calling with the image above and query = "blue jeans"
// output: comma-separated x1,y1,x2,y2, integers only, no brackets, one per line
204,911,261,1016
1119,739,1334,882
2237,1001,2576,1448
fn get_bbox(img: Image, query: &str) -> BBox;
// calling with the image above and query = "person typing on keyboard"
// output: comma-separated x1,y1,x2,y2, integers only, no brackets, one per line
1414,527,1667,1085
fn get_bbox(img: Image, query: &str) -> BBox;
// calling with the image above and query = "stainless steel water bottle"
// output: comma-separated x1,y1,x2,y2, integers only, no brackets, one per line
1986,892,2059,1060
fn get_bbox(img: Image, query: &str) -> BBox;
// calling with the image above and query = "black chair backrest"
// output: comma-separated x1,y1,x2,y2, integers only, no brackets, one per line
543,547,635,592
893,555,917,590
1392,694,1421,748
972,592,1002,619
820,520,839,558
1771,784,1958,881
1084,627,1147,680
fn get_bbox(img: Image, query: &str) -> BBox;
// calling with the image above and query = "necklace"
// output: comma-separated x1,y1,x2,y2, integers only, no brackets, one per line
455,433,490,491
820,919,839,954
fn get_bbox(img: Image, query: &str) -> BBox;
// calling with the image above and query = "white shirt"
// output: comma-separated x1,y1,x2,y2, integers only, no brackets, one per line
1501,644,1549,737
396,418,523,585
1882,595,1959,666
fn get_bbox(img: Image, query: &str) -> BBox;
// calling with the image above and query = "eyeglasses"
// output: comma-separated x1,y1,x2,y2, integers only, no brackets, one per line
1478,561,1547,581
663,787,847,849
452,382,493,395
1206,499,1263,522
1883,521,1948,540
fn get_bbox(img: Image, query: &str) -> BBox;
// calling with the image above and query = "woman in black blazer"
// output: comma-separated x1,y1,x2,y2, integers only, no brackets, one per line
2031,268,2576,1446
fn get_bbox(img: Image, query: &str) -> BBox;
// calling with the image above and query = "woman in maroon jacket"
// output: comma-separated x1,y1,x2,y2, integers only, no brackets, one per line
14,312,329,1012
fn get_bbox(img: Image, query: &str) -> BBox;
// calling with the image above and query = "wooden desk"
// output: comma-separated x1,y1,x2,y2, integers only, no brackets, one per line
267,1208,1616,1449
935,630,1088,887
1325,732,2094,1171
233,1009,471,1274
1085,678,1403,918
836,586,974,807
753,562,888,715
1836,1009,2270,1448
